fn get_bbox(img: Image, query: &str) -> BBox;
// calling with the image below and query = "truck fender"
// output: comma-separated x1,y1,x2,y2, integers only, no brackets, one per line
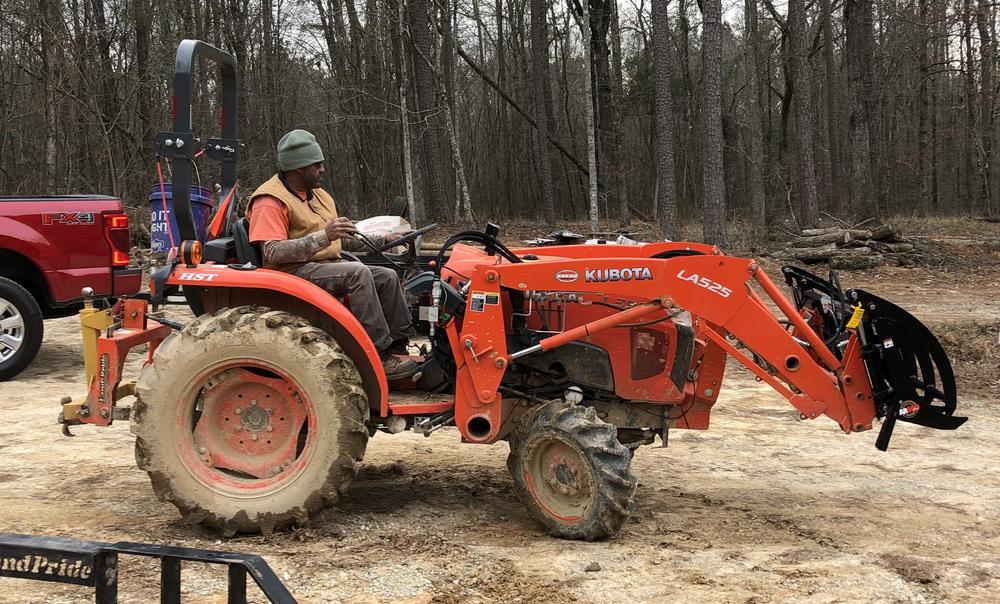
0,217,56,303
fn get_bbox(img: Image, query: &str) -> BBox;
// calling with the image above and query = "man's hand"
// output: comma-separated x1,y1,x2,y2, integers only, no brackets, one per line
324,217,358,241
384,230,414,243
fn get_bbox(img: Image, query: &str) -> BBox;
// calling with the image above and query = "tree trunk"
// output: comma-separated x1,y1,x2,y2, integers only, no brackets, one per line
437,0,472,222
917,0,930,211
39,0,59,188
746,0,767,235
652,0,679,239
788,0,819,227
394,0,418,223
963,0,978,215
845,0,878,219
820,0,843,215
700,0,726,245
609,0,630,227
573,0,600,233
409,0,449,219
977,0,996,216
531,0,556,223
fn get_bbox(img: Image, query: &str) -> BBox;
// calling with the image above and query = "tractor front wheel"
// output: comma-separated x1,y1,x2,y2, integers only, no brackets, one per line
507,402,636,540
131,306,369,535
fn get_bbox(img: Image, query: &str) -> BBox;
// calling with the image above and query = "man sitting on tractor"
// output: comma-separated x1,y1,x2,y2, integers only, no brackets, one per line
248,129,418,379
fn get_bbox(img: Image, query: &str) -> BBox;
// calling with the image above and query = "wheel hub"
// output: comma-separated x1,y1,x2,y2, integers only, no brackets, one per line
238,403,270,432
546,458,581,496
524,436,596,522
0,297,25,362
189,367,310,482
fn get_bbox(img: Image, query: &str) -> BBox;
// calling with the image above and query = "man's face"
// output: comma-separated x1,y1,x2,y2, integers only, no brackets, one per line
297,162,325,189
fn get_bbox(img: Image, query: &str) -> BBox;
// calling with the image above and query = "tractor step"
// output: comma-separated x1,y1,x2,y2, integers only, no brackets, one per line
0,532,295,603
388,392,454,416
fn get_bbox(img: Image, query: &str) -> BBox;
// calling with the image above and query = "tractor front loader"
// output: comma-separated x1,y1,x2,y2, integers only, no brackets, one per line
60,40,966,540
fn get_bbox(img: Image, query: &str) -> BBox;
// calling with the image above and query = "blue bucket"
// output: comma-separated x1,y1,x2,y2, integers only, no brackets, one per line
148,183,215,253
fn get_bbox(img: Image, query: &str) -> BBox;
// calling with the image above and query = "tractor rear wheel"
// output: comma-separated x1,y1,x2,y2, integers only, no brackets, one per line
507,402,636,540
131,306,369,535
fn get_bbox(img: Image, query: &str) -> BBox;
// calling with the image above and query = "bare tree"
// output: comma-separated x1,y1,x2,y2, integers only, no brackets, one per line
845,0,878,218
409,0,450,219
976,0,996,215
571,0,601,233
819,0,843,214
788,0,819,227
700,0,726,245
744,0,766,235
652,0,679,239
531,0,556,223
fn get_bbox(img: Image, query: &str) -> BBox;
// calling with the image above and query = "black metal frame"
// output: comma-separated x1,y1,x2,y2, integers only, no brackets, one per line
154,39,240,243
0,532,295,603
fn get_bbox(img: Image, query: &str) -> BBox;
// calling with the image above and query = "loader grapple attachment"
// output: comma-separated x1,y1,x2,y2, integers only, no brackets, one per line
782,265,965,450
848,289,966,450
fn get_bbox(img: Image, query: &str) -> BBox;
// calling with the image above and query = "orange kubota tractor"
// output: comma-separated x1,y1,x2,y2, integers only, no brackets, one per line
61,41,966,540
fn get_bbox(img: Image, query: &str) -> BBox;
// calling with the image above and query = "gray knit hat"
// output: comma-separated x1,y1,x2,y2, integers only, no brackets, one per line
277,129,324,171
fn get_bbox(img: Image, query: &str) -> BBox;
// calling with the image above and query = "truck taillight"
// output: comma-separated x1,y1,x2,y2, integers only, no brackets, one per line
105,213,130,267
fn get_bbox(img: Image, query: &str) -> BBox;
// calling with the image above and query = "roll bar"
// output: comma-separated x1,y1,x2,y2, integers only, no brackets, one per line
154,39,240,243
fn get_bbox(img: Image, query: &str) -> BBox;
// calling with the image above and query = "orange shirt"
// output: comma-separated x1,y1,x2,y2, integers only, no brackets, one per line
247,191,309,244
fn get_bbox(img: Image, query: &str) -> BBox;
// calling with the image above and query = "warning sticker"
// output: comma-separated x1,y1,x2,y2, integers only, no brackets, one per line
470,292,486,312
485,293,500,306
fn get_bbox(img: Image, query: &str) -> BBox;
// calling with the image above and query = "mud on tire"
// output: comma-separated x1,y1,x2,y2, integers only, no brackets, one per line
131,306,369,535
507,402,636,540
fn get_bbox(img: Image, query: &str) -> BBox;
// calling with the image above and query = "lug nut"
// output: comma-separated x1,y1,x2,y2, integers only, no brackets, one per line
251,433,258,441
234,425,242,432
251,399,257,406
266,426,273,432
198,447,207,454
235,408,242,414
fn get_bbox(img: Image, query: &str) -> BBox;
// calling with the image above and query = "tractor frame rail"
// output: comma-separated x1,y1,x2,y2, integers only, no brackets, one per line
0,532,296,603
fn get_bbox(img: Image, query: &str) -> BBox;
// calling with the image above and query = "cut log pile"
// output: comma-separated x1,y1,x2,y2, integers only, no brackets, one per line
783,224,913,270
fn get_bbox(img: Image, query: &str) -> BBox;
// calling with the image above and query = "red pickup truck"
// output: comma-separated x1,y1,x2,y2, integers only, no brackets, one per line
0,196,142,380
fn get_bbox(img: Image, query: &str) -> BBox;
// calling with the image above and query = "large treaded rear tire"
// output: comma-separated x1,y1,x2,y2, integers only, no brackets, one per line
131,306,369,535
507,402,636,540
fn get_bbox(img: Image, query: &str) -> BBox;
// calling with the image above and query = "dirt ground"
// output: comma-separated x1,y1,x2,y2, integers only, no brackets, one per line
0,223,998,603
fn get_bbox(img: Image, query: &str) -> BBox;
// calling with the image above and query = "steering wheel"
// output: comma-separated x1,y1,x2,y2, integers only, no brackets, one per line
375,222,440,253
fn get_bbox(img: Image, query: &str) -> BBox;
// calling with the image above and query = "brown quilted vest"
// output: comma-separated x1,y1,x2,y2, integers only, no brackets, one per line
250,174,342,272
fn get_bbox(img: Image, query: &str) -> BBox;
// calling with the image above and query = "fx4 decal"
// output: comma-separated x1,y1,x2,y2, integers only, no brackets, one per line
42,212,95,225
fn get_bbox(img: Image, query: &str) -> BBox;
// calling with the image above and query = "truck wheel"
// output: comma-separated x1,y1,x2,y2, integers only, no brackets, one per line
0,277,43,381
507,402,636,540
132,306,369,535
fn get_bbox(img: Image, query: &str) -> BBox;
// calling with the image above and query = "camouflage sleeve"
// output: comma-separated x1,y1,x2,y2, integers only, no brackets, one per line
261,231,331,265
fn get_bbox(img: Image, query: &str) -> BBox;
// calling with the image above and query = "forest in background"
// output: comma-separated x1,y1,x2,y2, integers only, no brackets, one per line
0,0,997,245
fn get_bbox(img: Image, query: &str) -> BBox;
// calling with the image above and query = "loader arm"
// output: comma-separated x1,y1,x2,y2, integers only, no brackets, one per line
448,250,962,446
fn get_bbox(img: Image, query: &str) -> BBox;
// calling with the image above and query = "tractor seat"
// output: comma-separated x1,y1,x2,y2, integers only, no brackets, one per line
233,217,262,267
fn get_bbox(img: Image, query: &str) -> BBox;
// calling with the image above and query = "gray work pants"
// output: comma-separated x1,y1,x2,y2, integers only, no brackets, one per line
294,261,414,352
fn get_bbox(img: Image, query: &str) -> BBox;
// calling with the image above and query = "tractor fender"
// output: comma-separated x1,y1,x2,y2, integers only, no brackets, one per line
166,264,388,414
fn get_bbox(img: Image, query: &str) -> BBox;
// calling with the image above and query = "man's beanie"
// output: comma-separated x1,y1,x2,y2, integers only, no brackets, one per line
277,129,324,171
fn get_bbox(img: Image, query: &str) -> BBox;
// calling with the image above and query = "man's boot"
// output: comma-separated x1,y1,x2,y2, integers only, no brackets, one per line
381,352,419,380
